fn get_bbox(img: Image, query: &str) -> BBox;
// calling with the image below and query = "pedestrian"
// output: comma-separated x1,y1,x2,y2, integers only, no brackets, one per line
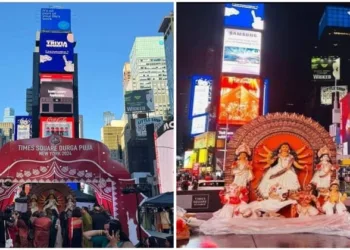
83,219,134,248
68,207,83,248
17,212,29,248
33,211,51,248
91,204,109,230
81,207,93,248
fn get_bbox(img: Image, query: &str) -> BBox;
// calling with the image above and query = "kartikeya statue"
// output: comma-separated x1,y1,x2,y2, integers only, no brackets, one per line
322,180,347,215
231,143,254,188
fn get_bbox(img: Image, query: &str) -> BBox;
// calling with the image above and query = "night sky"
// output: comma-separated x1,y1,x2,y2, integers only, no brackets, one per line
176,2,350,154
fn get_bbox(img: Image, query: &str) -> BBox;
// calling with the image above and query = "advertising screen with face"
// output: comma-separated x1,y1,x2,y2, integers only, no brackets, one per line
311,56,340,81
222,29,261,75
40,117,74,138
224,3,264,30
218,76,260,125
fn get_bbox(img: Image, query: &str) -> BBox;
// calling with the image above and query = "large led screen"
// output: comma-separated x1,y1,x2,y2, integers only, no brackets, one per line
40,33,75,73
14,116,32,141
40,74,73,98
321,86,347,105
40,117,75,138
191,115,208,136
311,56,340,81
222,29,261,75
190,75,213,117
224,3,264,30
124,89,155,112
218,76,260,125
41,8,71,32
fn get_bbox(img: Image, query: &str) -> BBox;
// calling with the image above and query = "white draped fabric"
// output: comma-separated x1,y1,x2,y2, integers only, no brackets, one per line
199,214,350,238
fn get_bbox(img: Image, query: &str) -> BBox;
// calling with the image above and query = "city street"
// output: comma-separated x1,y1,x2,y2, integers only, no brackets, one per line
178,213,350,248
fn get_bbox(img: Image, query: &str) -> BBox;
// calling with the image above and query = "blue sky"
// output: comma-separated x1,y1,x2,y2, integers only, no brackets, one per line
0,2,173,140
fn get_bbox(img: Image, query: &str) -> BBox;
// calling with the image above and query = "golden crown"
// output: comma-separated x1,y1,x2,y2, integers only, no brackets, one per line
317,146,330,158
235,143,251,156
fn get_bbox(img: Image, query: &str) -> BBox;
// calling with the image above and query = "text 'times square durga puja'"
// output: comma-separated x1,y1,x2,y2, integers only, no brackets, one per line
177,2,350,248
0,2,174,249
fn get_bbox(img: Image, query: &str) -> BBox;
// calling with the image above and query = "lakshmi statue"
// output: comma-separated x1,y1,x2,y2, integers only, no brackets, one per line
311,146,337,190
231,143,254,188
295,183,320,217
65,194,75,212
257,143,308,198
322,180,347,215
30,194,39,214
43,190,59,214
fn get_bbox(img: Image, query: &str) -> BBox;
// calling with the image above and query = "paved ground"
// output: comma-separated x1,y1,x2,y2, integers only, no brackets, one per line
177,213,350,248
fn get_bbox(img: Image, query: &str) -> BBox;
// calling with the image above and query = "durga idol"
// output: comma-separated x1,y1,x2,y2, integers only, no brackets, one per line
257,143,308,198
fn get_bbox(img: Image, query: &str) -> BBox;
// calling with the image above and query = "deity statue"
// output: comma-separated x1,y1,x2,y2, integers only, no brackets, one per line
322,180,347,215
257,143,309,198
295,183,320,217
240,183,297,218
43,190,59,214
311,146,337,190
65,194,75,212
30,194,39,214
231,143,253,188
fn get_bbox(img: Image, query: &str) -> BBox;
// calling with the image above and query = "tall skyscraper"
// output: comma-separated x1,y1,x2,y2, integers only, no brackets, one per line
79,115,84,138
103,111,115,126
101,120,125,161
3,107,15,123
129,36,170,118
159,12,174,115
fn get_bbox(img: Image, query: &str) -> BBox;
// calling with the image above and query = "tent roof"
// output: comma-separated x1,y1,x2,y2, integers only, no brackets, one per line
140,192,173,207
73,190,96,203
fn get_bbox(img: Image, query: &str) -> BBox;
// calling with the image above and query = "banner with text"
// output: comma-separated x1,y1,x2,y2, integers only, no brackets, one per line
311,56,340,81
14,116,32,141
41,8,71,32
40,117,74,138
135,117,163,137
124,89,155,113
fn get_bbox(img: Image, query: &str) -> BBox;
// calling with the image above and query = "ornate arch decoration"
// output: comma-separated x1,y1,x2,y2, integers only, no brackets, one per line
224,112,337,189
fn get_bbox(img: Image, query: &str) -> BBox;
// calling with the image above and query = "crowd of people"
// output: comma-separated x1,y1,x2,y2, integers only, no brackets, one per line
0,204,173,248
177,172,224,191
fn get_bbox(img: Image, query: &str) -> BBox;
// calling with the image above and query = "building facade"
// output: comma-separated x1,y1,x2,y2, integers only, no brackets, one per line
159,12,174,115
103,111,115,126
3,108,15,123
79,115,84,138
129,36,170,119
101,120,125,161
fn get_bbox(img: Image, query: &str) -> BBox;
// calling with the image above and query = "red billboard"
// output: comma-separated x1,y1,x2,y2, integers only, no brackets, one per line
218,76,260,125
40,117,75,138
340,94,350,145
40,74,73,98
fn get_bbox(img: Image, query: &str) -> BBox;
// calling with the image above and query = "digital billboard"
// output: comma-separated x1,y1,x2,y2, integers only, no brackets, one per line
224,3,264,30
311,56,340,81
41,8,71,32
135,117,163,137
184,151,193,169
340,94,350,145
191,115,208,136
40,33,75,73
222,29,261,75
124,89,155,113
190,75,213,118
218,76,260,125
40,74,73,98
14,116,32,141
321,86,348,105
40,117,75,138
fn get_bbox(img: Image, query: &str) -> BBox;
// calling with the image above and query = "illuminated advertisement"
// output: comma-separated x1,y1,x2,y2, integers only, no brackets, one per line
135,117,163,137
340,94,350,146
184,151,193,169
190,75,213,117
41,8,71,32
218,76,260,125
222,28,261,75
124,89,155,113
224,3,264,30
191,115,207,136
14,116,32,141
39,33,75,73
311,56,340,81
40,74,73,98
216,125,240,149
321,86,348,105
194,132,216,149
40,117,75,138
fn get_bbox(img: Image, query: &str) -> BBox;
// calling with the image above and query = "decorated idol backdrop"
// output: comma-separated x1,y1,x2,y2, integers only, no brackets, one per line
0,135,146,242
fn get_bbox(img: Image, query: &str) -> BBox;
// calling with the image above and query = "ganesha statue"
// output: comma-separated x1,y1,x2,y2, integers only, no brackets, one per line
295,183,320,217
231,143,254,188
322,180,347,215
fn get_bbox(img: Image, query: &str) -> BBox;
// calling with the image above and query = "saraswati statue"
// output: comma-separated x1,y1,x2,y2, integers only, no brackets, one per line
257,143,309,198
231,143,254,188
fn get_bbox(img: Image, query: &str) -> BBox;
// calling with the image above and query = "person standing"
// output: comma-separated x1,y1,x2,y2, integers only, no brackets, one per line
68,207,83,248
81,207,93,248
91,205,109,230
33,211,52,248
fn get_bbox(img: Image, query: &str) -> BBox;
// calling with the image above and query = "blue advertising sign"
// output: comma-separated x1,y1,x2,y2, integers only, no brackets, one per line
189,75,213,119
14,116,32,141
41,8,71,32
40,33,75,73
224,3,264,30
